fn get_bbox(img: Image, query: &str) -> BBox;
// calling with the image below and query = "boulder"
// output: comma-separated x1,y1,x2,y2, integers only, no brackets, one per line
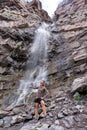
71,75,87,93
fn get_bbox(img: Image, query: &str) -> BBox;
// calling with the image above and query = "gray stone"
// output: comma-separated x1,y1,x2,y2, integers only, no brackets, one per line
55,120,60,125
0,119,4,127
62,109,68,116
20,124,36,130
36,123,49,130
71,76,87,93
57,113,64,119
3,116,12,127
62,116,74,128
10,115,23,125
49,103,56,109
0,110,9,119
55,97,65,103
71,107,79,114
24,114,33,121
0,67,6,74
48,112,53,118
48,125,64,130
72,47,87,62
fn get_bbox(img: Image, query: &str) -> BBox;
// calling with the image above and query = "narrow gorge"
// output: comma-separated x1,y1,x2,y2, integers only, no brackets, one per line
0,0,87,130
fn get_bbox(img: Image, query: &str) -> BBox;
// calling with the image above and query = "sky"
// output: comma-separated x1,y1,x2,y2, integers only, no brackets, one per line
25,0,63,17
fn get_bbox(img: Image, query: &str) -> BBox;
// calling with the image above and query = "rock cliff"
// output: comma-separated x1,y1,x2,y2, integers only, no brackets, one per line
0,0,87,130
0,0,51,106
49,0,87,91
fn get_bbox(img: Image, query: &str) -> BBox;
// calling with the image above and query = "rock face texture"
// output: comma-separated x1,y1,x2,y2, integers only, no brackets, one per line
48,0,87,90
0,0,26,10
0,0,87,129
27,0,51,22
0,0,51,106
55,0,85,18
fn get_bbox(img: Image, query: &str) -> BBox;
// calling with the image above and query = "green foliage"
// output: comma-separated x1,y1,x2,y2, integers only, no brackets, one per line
73,92,81,100
73,91,87,100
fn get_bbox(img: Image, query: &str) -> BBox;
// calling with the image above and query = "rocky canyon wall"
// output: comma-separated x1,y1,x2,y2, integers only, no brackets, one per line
48,0,87,93
0,0,51,106
0,0,87,129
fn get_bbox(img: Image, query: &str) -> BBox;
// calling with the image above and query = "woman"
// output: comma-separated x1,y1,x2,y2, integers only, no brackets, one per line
34,80,49,119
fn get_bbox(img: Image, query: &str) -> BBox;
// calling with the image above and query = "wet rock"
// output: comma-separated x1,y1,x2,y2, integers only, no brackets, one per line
3,116,12,127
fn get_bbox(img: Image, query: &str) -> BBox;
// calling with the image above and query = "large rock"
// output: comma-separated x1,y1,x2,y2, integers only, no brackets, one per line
71,75,87,93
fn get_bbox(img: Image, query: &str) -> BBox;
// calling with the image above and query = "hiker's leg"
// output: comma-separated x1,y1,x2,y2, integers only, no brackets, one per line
41,100,46,116
34,103,39,118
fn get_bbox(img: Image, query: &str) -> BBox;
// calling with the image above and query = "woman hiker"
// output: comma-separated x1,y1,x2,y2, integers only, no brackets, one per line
34,80,49,119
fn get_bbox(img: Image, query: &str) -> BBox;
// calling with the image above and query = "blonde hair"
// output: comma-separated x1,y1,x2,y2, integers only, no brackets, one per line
40,80,45,86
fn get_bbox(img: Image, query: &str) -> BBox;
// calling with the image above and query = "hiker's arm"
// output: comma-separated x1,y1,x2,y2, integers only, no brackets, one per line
43,87,49,99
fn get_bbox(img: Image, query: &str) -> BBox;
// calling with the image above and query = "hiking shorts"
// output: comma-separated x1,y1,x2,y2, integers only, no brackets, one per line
34,98,44,104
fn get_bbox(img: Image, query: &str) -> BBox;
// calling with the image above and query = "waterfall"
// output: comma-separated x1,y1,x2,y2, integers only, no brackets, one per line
15,23,50,105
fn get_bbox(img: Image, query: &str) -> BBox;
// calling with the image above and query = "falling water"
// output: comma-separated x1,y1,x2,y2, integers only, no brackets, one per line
14,23,50,105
